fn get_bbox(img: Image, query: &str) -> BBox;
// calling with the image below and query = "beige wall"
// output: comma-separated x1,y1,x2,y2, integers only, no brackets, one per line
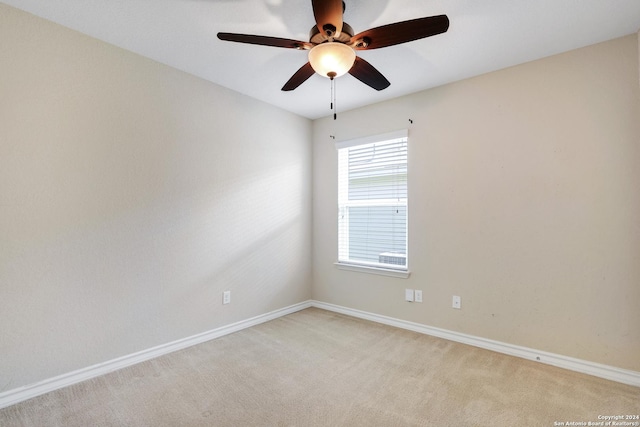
312,35,640,371
0,4,312,391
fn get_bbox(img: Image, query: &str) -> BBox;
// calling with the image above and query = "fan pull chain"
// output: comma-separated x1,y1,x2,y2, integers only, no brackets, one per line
328,72,337,120
332,77,337,120
330,76,333,111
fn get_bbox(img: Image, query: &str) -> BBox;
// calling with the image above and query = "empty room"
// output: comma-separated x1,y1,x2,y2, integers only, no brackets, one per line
1,0,639,425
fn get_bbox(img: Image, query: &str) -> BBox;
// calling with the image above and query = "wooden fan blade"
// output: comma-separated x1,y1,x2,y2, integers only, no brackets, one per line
282,62,316,91
217,33,313,50
312,0,343,38
348,57,390,91
350,15,449,50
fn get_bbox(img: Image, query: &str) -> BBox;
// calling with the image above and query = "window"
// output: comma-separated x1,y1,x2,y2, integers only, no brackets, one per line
336,130,408,276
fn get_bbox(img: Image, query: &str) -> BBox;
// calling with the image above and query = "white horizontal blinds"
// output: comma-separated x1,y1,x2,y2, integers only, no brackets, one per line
338,132,408,270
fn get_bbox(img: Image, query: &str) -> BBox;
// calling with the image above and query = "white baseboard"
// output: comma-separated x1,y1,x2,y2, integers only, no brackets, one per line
2,299,637,410
0,301,312,410
310,300,640,388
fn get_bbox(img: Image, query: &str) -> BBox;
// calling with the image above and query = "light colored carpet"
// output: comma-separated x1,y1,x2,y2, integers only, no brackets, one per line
1,307,639,426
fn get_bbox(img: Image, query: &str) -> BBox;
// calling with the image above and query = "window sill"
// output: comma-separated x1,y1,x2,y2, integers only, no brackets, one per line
334,262,411,279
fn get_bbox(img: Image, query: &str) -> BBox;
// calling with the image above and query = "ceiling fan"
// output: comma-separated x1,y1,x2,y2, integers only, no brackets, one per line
217,0,449,92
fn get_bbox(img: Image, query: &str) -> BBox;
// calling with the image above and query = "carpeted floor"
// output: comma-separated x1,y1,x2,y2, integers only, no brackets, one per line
1,307,639,426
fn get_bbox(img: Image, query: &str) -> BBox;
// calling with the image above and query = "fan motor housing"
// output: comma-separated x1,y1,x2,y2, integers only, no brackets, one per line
309,22,354,44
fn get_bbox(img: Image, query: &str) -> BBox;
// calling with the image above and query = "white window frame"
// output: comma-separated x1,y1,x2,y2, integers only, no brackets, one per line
334,129,410,279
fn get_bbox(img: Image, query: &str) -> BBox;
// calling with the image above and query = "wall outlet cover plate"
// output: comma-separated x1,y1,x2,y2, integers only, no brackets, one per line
415,290,423,303
405,289,414,302
452,295,461,309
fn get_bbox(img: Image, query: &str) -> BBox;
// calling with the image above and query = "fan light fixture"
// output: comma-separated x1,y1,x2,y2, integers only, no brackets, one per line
308,42,356,79
217,0,450,120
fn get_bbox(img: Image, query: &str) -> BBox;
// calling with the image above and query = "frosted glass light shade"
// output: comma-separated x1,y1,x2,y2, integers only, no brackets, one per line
308,42,356,78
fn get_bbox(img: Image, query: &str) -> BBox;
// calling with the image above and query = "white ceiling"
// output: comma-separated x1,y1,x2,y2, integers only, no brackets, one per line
4,0,640,119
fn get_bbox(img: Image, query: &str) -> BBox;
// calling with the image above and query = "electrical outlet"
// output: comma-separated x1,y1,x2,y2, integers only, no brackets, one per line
414,290,423,303
223,290,231,305
452,295,461,309
405,289,414,302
